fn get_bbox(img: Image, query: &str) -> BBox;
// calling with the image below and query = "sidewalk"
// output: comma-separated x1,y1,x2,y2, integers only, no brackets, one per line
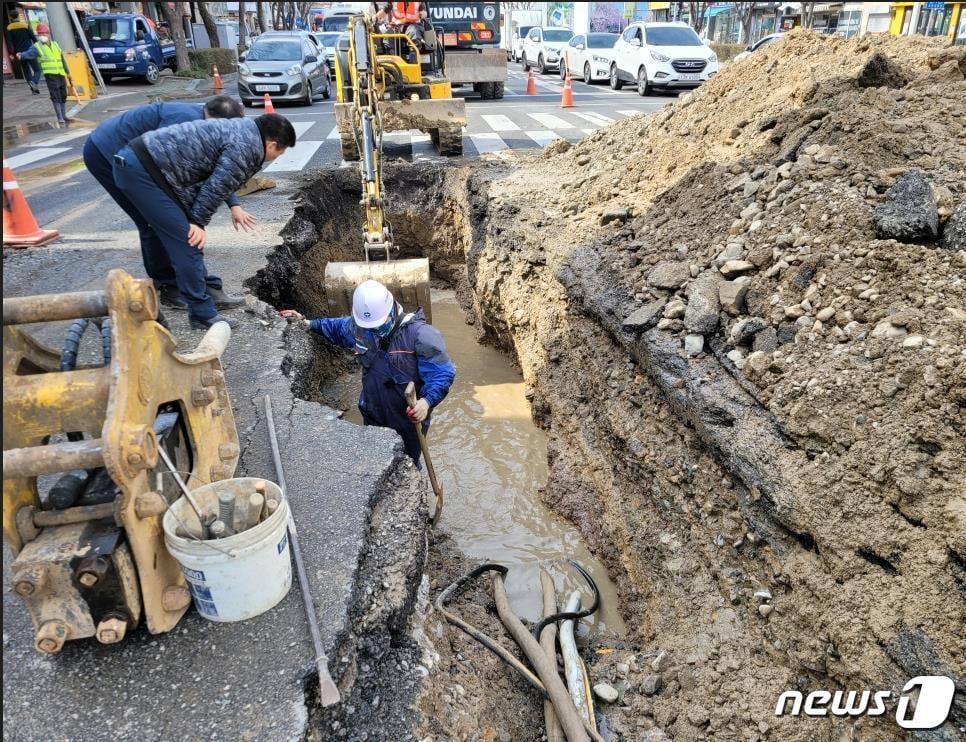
2,72,237,146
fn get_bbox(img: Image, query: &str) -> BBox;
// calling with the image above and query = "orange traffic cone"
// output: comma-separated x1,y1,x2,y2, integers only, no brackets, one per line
2,160,60,248
263,93,275,113
560,62,575,108
525,68,537,95
212,64,223,92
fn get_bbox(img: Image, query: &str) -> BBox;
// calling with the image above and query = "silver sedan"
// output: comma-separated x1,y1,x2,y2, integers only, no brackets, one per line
238,35,331,107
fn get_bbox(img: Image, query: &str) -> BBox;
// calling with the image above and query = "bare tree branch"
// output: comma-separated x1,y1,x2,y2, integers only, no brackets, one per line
158,1,191,72
198,1,220,48
687,1,707,36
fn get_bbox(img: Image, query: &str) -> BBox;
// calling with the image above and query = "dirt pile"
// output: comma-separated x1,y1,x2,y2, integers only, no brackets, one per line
457,30,964,739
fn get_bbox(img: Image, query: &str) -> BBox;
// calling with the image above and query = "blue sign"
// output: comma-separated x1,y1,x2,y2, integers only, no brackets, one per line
924,1,946,8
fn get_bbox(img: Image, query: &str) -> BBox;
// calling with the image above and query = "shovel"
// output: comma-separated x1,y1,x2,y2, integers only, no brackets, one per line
404,381,443,525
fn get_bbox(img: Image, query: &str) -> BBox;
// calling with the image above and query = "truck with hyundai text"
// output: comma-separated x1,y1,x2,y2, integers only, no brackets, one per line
429,1,507,99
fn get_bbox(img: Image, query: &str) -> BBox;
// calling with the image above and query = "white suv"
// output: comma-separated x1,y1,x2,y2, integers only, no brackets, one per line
610,22,718,96
521,27,574,74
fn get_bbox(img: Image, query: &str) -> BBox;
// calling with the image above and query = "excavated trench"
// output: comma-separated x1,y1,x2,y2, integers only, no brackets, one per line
249,157,960,740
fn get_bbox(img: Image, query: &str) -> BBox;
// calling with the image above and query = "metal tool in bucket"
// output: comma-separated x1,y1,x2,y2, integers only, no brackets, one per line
161,476,292,623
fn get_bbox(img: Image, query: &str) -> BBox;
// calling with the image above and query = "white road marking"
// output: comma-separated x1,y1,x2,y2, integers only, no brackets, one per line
410,132,441,161
571,111,614,125
525,130,561,147
326,125,340,139
618,109,642,117
582,129,596,135
5,147,72,170
481,114,520,132
263,140,323,171
528,112,574,129
31,129,91,147
468,132,508,154
292,121,315,138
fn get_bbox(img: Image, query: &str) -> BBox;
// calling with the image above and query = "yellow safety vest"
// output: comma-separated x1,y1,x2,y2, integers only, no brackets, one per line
35,41,66,76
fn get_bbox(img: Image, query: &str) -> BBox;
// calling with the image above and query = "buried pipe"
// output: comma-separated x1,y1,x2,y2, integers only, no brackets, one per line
540,568,565,742
491,573,591,742
559,591,596,729
435,566,604,742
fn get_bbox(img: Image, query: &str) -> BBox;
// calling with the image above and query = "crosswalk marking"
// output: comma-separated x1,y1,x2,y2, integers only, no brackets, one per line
525,130,561,147
582,129,596,136
572,111,613,125
618,110,642,117
31,129,91,147
528,112,574,129
468,132,507,155
326,125,340,139
263,140,324,172
292,121,315,138
6,147,72,170
481,114,520,132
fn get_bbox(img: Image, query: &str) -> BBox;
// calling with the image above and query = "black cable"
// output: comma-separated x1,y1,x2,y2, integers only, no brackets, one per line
531,559,601,639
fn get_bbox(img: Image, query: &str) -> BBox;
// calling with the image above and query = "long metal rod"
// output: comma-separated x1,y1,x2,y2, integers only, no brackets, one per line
3,439,104,478
156,447,208,532
33,501,115,527
264,395,341,708
3,291,109,326
560,591,595,729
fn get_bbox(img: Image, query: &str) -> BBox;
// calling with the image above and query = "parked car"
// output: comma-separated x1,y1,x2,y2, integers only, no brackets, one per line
509,25,535,62
521,27,574,74
84,12,191,85
312,31,345,75
259,29,322,50
733,33,786,62
237,34,331,107
610,22,718,96
559,32,618,84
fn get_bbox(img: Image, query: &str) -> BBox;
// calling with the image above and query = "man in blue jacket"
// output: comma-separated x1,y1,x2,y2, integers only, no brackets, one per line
282,280,455,464
84,96,253,311
112,113,296,329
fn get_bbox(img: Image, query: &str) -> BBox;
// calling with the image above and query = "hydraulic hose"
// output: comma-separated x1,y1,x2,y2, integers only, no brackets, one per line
532,559,601,639
59,318,89,371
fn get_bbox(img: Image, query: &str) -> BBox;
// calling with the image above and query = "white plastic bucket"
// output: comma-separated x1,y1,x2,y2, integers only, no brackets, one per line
162,477,292,622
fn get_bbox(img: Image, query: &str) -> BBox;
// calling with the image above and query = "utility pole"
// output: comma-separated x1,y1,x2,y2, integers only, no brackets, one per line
45,2,77,52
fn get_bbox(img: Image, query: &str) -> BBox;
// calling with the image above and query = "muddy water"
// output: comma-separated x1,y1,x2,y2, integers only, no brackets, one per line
346,291,625,632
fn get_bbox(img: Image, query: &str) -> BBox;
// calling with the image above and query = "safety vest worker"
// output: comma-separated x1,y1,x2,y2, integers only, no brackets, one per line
16,23,72,126
391,2,422,24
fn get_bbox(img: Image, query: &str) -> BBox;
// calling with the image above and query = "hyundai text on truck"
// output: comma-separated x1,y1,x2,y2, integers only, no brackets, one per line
429,1,507,99
84,12,192,85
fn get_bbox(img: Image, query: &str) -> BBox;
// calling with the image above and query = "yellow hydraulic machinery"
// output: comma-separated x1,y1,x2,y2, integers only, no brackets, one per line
3,270,239,653
327,12,449,320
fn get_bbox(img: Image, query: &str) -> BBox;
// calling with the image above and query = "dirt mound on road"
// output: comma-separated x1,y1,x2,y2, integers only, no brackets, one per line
459,30,965,739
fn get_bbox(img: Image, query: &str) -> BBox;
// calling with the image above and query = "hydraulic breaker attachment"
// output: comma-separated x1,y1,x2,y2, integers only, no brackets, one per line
2,269,239,652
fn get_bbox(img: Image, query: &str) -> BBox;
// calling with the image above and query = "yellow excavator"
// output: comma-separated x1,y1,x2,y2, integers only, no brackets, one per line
326,11,467,320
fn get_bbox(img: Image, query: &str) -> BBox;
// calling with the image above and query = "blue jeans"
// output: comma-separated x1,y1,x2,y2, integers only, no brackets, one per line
21,57,41,87
111,148,218,321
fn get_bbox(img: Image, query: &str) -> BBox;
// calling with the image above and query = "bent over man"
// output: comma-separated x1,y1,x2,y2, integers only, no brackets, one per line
112,114,296,329
84,96,253,311
283,280,455,464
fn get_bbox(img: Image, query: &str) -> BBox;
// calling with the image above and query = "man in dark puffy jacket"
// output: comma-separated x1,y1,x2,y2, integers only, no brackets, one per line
112,114,296,329
84,96,253,311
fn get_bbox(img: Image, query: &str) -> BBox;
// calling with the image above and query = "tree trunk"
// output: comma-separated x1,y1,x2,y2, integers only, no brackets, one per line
256,2,267,34
238,1,247,53
158,1,191,73
687,2,706,36
198,1,220,48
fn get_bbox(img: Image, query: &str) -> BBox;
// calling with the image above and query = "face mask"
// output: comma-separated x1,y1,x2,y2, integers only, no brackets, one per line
38,35,50,43
373,307,395,338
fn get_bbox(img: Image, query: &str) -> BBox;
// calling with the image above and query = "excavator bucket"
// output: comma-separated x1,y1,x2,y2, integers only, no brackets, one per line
324,258,432,323
334,98,465,161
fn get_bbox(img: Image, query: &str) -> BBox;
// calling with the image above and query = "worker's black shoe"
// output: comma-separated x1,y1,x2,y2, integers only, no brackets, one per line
189,314,239,330
158,285,188,310
29,84,40,95
208,286,246,310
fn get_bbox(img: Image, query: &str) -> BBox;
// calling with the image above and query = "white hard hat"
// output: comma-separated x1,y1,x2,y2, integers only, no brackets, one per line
352,280,394,328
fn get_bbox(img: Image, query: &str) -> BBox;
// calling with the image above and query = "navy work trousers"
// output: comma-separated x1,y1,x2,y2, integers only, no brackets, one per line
111,149,218,321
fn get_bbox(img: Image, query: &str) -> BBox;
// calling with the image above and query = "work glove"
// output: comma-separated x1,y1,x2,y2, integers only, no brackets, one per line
407,397,430,424
279,309,310,329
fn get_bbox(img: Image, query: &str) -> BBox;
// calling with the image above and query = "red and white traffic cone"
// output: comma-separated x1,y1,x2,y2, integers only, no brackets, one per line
263,93,275,113
212,64,223,92
2,159,60,248
560,52,575,108
525,68,537,95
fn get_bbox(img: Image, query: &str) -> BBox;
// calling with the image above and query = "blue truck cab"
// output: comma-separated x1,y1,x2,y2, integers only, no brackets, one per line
84,13,191,84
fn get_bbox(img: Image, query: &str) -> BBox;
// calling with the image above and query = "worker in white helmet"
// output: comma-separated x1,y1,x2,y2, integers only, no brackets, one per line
281,280,455,464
